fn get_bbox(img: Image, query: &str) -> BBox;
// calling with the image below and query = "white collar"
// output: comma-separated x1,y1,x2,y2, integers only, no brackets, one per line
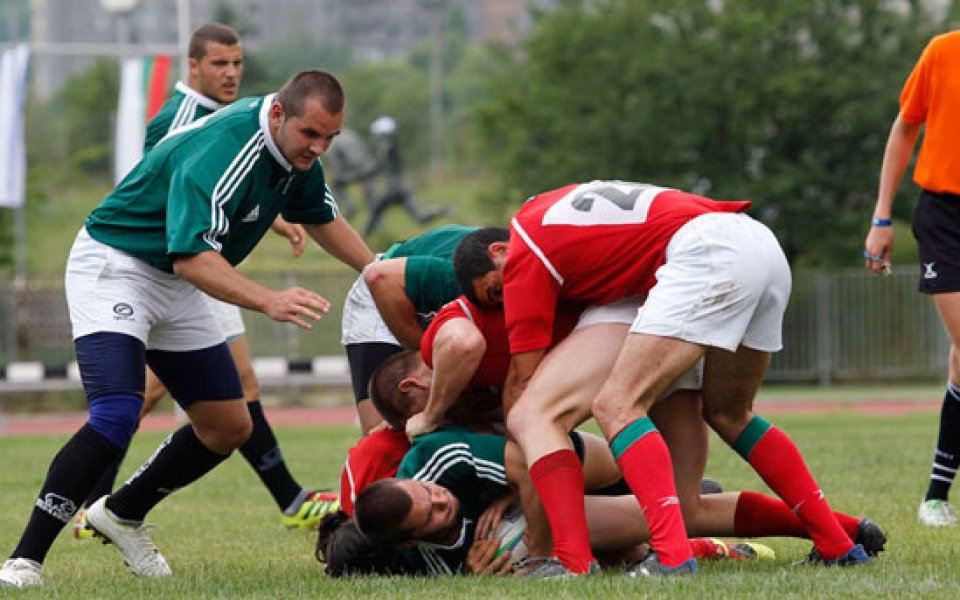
174,81,223,111
259,93,292,172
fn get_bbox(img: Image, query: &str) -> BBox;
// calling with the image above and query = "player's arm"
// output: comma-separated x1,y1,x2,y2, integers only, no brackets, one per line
364,258,423,349
865,114,922,274
502,350,546,418
173,250,330,330
502,437,550,558
270,215,307,257
303,215,374,272
406,317,485,439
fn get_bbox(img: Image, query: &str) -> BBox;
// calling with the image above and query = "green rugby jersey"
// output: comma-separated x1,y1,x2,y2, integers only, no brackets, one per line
383,225,477,323
85,94,338,273
144,81,223,152
398,427,508,575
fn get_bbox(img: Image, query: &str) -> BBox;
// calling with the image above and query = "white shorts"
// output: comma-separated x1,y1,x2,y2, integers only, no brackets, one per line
632,212,790,352
65,228,226,351
340,266,400,346
576,296,703,392
202,294,245,342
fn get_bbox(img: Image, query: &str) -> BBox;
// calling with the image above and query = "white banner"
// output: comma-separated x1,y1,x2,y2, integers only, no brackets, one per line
114,57,147,184
0,44,29,208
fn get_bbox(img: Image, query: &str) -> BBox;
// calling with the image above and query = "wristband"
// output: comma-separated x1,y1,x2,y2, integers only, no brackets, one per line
872,217,893,227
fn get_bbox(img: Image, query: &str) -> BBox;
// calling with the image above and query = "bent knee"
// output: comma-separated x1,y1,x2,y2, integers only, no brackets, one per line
196,418,252,453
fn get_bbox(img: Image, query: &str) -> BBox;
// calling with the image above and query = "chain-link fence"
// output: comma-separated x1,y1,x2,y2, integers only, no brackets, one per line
0,267,950,385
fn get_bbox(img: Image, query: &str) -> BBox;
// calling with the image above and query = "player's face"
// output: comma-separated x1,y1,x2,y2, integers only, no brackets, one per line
271,99,343,171
191,42,243,104
471,270,503,308
397,480,461,543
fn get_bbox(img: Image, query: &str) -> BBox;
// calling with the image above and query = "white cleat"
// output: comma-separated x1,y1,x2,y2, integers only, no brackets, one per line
85,496,172,577
918,499,958,527
0,558,43,588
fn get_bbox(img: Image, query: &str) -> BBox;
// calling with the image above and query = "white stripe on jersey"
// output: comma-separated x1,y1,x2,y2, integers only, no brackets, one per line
323,183,341,217
169,96,199,134
410,442,507,486
203,131,265,250
511,217,564,286
454,298,475,323
417,547,453,575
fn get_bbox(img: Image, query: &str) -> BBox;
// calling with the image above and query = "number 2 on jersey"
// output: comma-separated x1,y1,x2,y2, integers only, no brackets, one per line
542,181,669,226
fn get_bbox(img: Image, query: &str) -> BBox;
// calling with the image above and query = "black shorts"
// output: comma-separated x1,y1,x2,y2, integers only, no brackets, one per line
913,190,960,294
345,342,402,403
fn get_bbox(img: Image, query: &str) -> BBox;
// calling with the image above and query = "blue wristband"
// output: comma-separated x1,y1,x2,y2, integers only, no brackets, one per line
872,217,893,227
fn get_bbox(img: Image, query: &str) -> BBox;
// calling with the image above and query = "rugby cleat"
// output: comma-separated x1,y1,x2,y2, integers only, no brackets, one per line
0,558,43,588
805,543,870,567
699,538,775,560
627,552,698,577
281,491,340,531
917,499,957,527
855,518,887,556
85,496,171,577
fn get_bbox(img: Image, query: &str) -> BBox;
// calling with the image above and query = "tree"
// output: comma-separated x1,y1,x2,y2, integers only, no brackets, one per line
472,0,950,265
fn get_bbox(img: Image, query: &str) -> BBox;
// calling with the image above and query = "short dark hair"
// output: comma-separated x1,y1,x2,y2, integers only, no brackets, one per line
276,70,345,117
453,227,509,306
188,23,240,60
354,479,414,544
368,350,423,430
316,510,407,576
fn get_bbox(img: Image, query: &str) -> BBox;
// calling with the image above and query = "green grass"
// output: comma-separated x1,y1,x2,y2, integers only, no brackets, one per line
2,412,960,597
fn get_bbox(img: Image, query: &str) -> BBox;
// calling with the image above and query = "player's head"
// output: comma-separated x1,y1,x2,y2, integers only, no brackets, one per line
316,510,407,576
454,227,510,308
367,350,431,430
355,478,461,546
270,70,346,171
188,22,243,104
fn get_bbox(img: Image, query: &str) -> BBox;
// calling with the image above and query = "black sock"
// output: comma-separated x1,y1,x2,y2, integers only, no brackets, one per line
926,382,960,501
83,422,138,507
238,400,303,512
107,425,229,522
12,424,122,563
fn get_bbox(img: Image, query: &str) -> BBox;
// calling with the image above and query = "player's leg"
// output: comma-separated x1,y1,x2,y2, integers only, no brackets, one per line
1,333,145,586
342,272,403,434
702,344,860,562
507,321,630,574
920,293,960,525
2,234,155,585
77,366,167,527
590,333,704,573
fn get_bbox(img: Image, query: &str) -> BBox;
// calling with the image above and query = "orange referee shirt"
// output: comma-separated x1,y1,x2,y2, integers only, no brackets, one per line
900,30,960,195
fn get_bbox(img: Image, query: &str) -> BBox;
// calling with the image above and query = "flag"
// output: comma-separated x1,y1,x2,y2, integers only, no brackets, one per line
114,54,172,183
0,44,29,208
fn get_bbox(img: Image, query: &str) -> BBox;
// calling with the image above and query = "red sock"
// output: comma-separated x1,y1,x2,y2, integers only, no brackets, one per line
689,538,725,560
734,490,862,540
616,430,693,568
529,449,595,573
746,427,853,559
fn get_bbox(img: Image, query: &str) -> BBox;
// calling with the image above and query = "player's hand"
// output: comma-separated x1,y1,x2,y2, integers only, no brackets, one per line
864,226,893,276
405,412,438,441
263,287,330,329
475,494,513,540
466,537,512,576
270,217,308,257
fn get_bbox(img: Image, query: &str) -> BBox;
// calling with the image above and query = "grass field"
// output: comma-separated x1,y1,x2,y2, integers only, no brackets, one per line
2,410,960,598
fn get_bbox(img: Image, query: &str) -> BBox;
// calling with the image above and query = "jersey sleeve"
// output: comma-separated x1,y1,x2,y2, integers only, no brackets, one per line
404,257,460,316
502,234,560,354
420,298,470,368
281,166,340,225
900,37,936,125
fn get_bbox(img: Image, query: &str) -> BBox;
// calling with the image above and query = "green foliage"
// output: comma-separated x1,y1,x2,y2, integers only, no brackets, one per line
472,0,948,265
338,61,431,168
